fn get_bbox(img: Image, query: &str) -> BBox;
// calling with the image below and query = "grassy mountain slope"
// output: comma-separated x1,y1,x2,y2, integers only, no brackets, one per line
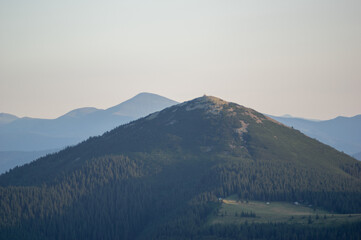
210,195,361,226
0,96,360,239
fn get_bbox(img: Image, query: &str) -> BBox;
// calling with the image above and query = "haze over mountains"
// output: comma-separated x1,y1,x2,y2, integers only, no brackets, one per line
0,92,178,152
1,95,360,239
272,115,361,157
1,92,360,174
0,113,18,125
0,93,178,173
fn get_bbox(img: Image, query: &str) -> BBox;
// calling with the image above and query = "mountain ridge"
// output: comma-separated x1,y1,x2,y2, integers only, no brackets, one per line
0,93,178,173
272,114,361,155
0,95,360,239
60,107,101,119
0,113,18,125
0,92,178,151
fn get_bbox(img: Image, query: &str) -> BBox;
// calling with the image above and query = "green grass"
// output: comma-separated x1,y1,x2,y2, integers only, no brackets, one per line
209,195,361,226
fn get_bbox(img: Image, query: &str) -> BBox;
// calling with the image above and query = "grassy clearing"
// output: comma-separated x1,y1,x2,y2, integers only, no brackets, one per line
208,195,361,226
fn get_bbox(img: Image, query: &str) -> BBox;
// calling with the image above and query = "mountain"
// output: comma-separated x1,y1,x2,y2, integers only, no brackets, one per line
61,107,100,118
0,92,178,152
106,92,178,118
271,115,361,156
0,113,18,125
0,96,360,239
0,93,178,172
354,152,361,161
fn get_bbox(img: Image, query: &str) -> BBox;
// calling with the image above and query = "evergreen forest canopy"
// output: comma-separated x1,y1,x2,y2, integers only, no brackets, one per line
0,96,360,239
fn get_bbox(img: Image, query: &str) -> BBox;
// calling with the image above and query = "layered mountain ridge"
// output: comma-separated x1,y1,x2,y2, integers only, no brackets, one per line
0,92,178,173
0,92,178,152
0,95,360,239
272,114,361,155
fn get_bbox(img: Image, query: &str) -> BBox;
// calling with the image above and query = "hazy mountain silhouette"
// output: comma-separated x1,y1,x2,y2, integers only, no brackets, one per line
0,96,360,239
0,93,177,172
271,115,361,156
0,113,18,125
0,92,177,152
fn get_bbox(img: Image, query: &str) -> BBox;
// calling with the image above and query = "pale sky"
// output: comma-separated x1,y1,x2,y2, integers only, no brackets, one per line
1,0,360,120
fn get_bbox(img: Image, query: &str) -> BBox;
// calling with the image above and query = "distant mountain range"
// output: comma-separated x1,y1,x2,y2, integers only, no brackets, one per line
1,96,360,239
1,92,360,174
271,115,361,157
0,93,178,173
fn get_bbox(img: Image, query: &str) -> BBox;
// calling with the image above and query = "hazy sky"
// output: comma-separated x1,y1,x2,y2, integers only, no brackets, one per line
1,0,360,120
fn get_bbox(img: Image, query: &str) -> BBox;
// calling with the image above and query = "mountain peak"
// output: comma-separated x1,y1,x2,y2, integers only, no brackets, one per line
1,95,360,240
61,107,100,119
133,92,162,98
175,95,275,126
176,95,229,115
106,92,178,118
196,95,228,107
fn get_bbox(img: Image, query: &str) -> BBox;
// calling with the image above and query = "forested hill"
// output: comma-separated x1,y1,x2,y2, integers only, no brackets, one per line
0,96,360,239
